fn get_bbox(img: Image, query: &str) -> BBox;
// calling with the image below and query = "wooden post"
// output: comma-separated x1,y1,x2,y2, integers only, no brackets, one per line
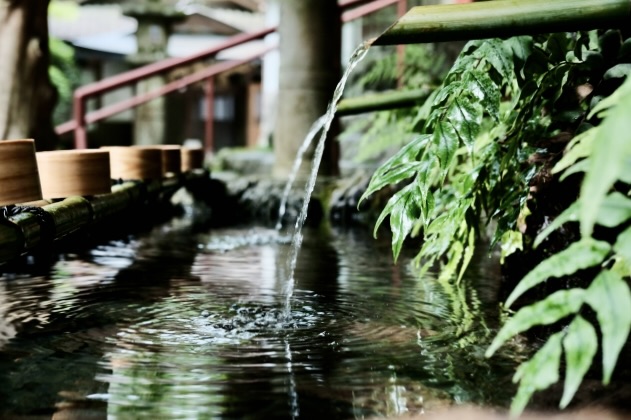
74,94,87,149
204,77,215,156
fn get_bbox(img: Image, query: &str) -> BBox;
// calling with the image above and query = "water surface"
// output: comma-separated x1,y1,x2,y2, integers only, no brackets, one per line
0,211,522,419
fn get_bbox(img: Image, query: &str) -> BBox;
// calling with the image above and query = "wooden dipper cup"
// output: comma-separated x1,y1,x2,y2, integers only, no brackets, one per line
181,147,205,172
36,149,111,199
132,145,181,177
0,139,43,206
102,146,163,181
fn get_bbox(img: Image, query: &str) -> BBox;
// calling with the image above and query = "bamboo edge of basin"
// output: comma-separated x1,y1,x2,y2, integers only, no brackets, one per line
0,171,207,265
374,0,631,45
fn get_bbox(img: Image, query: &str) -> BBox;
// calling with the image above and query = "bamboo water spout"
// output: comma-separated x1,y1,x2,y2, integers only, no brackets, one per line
374,0,631,45
337,88,431,116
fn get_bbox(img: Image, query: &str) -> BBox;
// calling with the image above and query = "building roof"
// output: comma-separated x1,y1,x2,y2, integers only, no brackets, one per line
79,0,264,12
49,3,137,42
176,5,265,33
49,2,268,60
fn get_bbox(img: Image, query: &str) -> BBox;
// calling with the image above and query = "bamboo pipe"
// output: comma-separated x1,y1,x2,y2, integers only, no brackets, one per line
337,88,431,116
374,0,631,45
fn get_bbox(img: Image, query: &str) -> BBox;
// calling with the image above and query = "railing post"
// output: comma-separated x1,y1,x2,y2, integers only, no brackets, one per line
73,94,87,149
204,77,215,156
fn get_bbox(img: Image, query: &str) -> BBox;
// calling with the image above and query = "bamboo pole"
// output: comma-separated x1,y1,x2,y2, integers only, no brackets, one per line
374,0,631,45
44,197,93,238
337,88,431,116
9,212,43,250
0,171,207,265
89,187,134,222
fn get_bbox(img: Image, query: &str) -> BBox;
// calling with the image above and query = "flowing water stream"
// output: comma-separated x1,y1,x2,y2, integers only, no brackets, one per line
282,42,371,317
275,115,326,232
0,211,523,419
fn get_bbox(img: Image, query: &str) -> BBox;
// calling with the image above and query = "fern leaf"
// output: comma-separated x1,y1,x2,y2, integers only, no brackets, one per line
486,288,585,358
561,316,598,408
511,332,563,416
584,270,631,384
580,75,631,237
505,239,610,308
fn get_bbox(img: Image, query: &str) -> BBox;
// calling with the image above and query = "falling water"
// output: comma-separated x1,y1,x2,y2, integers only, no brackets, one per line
283,41,371,317
275,114,327,231
285,338,299,418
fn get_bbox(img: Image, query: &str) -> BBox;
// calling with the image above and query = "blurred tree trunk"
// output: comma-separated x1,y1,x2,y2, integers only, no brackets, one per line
0,0,57,150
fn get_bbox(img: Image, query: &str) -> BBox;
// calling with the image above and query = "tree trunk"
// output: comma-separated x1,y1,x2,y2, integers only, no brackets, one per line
0,0,57,151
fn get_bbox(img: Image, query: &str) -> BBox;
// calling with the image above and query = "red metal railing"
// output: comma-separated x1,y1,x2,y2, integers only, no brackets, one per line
56,0,406,152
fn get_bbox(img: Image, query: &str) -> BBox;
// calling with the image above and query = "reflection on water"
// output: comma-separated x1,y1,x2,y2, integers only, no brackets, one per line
0,210,523,419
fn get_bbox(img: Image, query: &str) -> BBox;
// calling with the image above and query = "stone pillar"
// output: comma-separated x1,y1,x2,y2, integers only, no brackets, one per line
133,76,166,146
123,1,183,146
273,0,341,178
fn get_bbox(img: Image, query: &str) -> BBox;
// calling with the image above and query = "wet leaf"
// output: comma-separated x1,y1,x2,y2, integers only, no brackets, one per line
501,230,524,264
546,33,570,63
603,63,631,80
614,226,631,262
561,316,598,408
448,48,478,78
523,46,550,78
362,161,422,204
599,30,622,62
389,186,422,262
534,202,578,248
559,158,589,181
475,39,513,80
373,183,421,262
505,239,610,308
533,194,631,247
506,36,533,73
618,37,631,61
457,228,476,283
439,239,463,282
511,332,563,416
431,80,462,108
433,121,458,175
595,193,631,228
552,128,595,174
463,70,501,121
573,31,591,61
580,78,631,236
448,98,482,152
584,270,631,384
487,289,585,358
360,135,429,202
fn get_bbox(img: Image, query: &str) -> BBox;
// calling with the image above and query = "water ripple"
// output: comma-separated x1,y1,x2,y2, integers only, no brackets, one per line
0,225,522,419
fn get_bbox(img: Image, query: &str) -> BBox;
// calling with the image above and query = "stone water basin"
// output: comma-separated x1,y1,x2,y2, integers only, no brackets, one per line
0,211,524,419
